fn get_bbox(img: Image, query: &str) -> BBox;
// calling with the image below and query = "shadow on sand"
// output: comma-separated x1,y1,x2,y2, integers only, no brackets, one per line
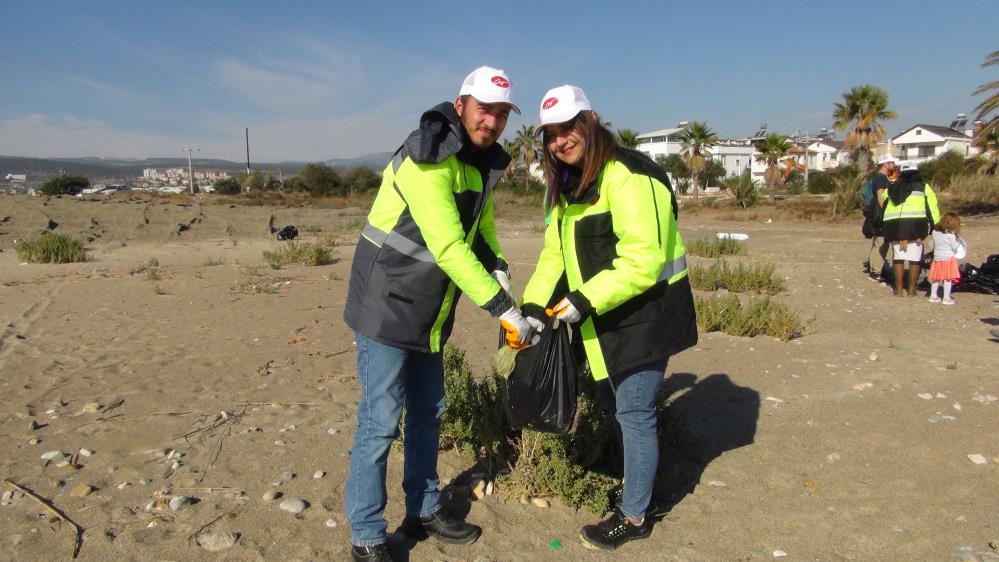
655,372,760,515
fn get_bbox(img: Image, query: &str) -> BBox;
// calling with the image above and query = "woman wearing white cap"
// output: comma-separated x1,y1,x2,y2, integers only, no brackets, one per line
520,85,697,550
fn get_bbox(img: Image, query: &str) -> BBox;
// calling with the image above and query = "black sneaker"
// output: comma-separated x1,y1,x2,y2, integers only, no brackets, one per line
350,544,392,562
580,507,652,550
399,508,481,545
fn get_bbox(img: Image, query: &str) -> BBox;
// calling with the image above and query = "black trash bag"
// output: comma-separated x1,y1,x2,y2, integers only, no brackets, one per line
955,257,999,295
276,225,299,240
504,317,578,434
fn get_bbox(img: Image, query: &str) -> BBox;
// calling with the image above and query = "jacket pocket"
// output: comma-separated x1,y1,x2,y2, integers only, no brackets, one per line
574,213,618,281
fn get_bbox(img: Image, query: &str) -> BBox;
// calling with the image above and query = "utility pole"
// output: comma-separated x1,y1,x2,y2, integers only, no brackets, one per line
245,128,251,176
182,147,199,194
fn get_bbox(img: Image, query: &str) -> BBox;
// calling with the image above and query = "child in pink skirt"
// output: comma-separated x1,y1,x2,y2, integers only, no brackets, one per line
928,212,967,305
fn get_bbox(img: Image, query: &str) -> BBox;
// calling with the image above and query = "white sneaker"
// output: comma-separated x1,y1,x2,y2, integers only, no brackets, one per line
941,298,955,305
928,296,942,303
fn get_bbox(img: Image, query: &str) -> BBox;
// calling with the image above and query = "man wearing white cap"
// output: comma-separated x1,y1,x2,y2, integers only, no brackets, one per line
343,66,538,561
864,153,900,276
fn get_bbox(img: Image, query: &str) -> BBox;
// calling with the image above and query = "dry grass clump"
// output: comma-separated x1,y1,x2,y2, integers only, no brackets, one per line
947,175,999,215
695,294,804,341
687,237,747,258
262,241,333,269
689,259,783,294
14,233,88,264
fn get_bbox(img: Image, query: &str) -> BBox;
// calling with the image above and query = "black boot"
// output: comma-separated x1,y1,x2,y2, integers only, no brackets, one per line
580,507,653,550
399,508,481,545
350,544,392,562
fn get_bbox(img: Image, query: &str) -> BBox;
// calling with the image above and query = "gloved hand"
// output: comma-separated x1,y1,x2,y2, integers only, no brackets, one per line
492,270,513,299
525,316,545,335
547,297,581,324
500,307,536,349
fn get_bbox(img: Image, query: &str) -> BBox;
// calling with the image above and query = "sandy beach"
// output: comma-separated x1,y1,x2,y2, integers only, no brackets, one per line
1,194,997,561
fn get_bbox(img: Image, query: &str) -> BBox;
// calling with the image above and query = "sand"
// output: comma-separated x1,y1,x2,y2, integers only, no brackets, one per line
1,194,997,561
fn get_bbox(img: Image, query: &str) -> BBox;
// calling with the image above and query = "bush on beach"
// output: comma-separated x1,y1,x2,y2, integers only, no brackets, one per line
686,237,747,258
694,294,805,341
689,259,784,295
262,241,333,269
14,233,88,263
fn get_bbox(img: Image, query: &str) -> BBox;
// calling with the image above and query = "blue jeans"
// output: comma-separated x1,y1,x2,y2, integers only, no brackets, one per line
344,333,445,547
596,360,666,520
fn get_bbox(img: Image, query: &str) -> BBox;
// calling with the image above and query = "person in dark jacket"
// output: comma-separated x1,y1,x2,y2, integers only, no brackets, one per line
880,163,941,296
342,66,539,562
521,85,697,551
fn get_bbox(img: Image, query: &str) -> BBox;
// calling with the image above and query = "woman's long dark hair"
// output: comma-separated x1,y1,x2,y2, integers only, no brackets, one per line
541,110,617,210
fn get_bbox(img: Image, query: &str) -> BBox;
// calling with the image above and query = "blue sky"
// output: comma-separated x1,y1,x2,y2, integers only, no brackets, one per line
1,0,996,162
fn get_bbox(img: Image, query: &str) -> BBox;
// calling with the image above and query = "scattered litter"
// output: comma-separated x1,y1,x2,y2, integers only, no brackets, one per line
716,233,748,241
928,413,957,423
917,393,933,400
765,397,784,404
549,539,562,550
773,550,788,558
853,383,873,391
707,480,728,487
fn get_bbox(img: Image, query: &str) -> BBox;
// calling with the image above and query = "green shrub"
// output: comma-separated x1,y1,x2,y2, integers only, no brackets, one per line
695,294,804,341
14,233,88,263
262,241,333,268
39,175,89,196
722,172,759,208
689,259,783,294
686,237,747,258
806,171,836,194
213,177,242,195
918,150,979,190
440,345,508,460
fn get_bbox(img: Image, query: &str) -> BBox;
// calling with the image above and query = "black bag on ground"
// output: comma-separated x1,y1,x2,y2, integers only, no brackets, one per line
504,317,578,434
276,225,299,240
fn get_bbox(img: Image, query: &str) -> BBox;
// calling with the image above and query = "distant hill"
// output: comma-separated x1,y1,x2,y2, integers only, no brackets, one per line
325,152,394,170
0,154,393,181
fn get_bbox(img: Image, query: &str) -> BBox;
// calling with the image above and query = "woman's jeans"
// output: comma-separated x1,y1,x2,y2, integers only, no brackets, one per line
344,332,445,547
596,359,667,520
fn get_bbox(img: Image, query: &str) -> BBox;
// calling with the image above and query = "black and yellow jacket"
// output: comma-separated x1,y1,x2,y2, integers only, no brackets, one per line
344,103,513,353
522,149,697,381
880,170,941,242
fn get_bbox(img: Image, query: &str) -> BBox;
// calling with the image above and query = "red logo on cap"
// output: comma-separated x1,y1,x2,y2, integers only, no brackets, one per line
491,76,509,88
543,97,559,110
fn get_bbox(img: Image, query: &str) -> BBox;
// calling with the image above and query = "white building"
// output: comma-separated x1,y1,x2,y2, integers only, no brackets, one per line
805,140,849,171
890,124,975,163
635,127,685,160
5,173,27,182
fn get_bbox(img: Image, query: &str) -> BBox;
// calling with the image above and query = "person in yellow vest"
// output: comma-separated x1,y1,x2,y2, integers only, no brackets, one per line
342,66,539,562
880,162,941,296
519,85,697,550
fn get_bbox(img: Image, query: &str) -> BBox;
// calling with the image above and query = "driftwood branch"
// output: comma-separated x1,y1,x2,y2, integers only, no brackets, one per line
4,479,83,558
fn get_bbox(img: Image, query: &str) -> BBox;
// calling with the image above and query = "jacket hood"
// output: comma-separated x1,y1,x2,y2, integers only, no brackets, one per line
889,169,922,206
400,102,510,170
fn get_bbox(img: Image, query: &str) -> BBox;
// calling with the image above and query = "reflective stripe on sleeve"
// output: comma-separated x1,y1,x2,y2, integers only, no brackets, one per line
361,222,435,263
656,255,688,283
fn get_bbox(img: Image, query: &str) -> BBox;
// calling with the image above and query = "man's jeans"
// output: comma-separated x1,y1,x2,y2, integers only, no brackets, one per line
596,360,667,520
344,332,445,547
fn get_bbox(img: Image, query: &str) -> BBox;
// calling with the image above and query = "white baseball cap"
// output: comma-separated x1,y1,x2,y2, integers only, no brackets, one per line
458,66,520,114
876,154,900,166
534,85,592,136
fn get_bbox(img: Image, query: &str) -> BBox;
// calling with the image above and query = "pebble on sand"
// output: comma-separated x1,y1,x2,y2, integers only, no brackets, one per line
917,393,933,400
773,550,788,558
853,383,873,391
78,449,94,457
707,480,728,487
530,497,549,509
40,450,65,461
69,485,94,497
325,519,338,528
197,532,239,551
262,490,282,502
313,471,325,479
967,454,989,465
169,496,194,511
279,498,308,515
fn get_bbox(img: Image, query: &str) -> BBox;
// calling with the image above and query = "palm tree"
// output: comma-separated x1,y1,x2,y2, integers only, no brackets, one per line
677,121,718,199
832,84,897,177
616,128,640,149
513,125,540,189
754,133,790,201
974,126,999,176
501,139,521,181
973,47,999,161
